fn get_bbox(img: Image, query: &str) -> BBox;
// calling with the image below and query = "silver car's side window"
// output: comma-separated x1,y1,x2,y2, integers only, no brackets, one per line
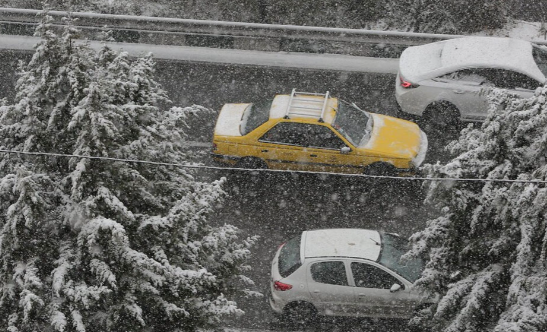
350,262,402,289
498,71,541,90
438,69,490,86
310,261,348,286
465,69,540,90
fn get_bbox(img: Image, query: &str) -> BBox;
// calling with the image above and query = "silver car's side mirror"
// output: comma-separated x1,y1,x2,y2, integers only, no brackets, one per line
390,283,402,293
340,146,351,154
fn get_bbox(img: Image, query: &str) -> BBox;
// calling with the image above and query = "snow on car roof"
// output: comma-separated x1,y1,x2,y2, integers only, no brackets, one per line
302,228,381,261
400,37,546,83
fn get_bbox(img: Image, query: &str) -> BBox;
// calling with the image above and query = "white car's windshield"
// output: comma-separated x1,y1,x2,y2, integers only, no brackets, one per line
533,45,547,78
332,100,372,146
378,233,424,283
278,235,302,278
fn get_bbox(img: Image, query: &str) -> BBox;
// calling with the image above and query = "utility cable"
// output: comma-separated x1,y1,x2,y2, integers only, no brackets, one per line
1,148,546,184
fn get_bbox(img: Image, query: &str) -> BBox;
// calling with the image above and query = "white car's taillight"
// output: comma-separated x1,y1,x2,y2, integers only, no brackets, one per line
273,281,293,291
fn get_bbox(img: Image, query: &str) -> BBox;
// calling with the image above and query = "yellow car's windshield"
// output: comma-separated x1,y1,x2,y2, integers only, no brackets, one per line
332,100,372,146
240,100,272,135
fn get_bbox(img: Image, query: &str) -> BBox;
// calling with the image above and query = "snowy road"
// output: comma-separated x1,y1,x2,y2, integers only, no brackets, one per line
0,34,400,115
207,172,429,332
0,34,441,331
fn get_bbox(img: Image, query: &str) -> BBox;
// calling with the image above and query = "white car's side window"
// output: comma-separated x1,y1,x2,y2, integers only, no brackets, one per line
350,262,403,289
310,261,349,286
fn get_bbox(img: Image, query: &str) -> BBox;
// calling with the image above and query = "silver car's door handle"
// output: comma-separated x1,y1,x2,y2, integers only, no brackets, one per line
358,293,366,297
313,290,320,294
453,89,465,94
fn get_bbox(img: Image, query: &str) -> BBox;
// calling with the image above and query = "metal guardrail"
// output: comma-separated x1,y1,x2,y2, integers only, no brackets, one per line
0,7,468,58
0,7,545,58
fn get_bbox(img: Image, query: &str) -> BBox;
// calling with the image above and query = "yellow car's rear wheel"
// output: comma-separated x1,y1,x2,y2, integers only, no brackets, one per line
235,157,268,169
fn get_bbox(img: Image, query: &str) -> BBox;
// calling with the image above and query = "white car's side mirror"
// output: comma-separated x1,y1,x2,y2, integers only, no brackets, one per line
390,283,402,293
340,146,351,154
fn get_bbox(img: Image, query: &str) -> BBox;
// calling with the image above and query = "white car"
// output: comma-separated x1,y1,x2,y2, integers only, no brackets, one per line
269,228,427,324
395,37,547,125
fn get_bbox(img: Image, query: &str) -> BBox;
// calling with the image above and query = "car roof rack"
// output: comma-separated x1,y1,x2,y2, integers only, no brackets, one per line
283,88,330,123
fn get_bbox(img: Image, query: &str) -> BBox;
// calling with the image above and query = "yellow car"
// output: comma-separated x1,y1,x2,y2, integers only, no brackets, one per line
212,89,428,175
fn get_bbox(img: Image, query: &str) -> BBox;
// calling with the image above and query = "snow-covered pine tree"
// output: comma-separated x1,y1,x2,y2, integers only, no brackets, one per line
385,0,507,34
404,86,547,331
0,11,258,332
384,0,453,33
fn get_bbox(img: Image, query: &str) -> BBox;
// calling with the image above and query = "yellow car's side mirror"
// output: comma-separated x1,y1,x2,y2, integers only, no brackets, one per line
340,146,351,154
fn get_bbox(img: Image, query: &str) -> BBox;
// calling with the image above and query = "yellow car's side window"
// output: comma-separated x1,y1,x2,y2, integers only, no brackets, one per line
259,122,308,146
260,122,347,150
307,125,346,150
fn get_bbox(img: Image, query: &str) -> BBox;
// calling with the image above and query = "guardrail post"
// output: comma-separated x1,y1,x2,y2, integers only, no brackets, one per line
233,36,280,52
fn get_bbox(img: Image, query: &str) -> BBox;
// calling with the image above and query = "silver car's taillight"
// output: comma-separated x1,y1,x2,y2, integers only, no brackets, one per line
400,75,419,89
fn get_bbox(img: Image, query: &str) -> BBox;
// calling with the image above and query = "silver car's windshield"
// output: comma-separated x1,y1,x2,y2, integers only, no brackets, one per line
332,100,373,146
533,45,547,78
378,233,424,283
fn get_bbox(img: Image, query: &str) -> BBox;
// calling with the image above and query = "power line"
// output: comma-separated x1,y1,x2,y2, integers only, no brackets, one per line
1,148,546,184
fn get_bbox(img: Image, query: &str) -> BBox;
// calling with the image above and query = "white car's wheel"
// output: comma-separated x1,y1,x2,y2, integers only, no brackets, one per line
282,302,318,326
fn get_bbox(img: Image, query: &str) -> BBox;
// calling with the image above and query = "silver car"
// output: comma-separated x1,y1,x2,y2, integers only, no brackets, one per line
395,37,547,126
269,228,427,324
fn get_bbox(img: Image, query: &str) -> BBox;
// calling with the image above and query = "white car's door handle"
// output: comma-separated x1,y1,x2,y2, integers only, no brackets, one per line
453,89,465,94
358,293,366,297
313,290,320,294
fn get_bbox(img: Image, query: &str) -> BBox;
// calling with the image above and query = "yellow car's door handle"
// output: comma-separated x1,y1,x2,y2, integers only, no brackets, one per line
261,149,269,152
310,154,318,157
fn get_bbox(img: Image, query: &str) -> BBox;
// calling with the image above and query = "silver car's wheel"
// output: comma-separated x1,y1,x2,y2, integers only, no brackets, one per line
422,102,460,134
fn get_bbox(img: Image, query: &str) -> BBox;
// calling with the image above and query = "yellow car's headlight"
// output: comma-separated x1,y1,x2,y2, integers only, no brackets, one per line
411,130,428,168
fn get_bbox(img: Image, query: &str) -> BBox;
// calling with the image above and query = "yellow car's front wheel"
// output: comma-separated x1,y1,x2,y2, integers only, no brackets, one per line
364,162,397,176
